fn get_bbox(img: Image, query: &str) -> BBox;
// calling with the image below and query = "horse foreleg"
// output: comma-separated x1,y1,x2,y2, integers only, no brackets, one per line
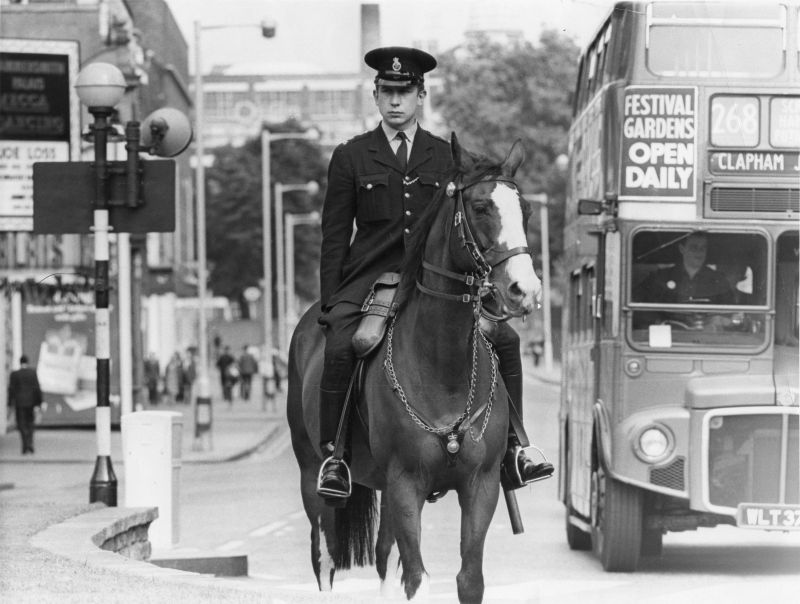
385,474,429,601
456,475,500,604
376,493,401,597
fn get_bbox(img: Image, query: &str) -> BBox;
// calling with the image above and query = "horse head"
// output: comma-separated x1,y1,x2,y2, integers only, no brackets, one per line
444,133,542,318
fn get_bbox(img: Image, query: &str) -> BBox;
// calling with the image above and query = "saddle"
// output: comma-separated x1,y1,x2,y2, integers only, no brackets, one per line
352,272,401,358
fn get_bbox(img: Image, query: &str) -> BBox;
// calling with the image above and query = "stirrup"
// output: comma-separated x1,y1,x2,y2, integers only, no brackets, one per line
508,444,554,486
316,455,352,499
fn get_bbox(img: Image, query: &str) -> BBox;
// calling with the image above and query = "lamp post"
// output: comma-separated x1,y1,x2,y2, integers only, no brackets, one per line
194,20,275,449
524,193,553,373
274,181,319,353
260,129,319,359
284,210,321,340
75,62,127,506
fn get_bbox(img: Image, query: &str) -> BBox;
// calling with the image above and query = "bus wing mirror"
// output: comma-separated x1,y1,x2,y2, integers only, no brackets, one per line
578,199,605,215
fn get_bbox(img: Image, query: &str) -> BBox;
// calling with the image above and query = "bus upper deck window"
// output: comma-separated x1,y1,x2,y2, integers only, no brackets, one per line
646,4,786,79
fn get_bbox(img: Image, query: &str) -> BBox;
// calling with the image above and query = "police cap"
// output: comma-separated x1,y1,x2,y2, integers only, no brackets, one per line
365,46,437,87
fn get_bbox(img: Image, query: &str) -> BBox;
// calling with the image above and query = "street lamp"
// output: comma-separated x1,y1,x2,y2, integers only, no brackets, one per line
193,20,275,450
274,180,319,353
261,129,319,360
284,210,321,343
524,193,553,373
75,62,127,506
73,62,192,505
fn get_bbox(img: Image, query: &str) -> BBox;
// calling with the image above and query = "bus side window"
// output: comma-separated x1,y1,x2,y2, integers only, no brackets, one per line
569,270,581,340
775,232,799,347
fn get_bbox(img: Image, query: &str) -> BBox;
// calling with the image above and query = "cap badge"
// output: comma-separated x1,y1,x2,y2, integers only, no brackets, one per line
392,57,402,72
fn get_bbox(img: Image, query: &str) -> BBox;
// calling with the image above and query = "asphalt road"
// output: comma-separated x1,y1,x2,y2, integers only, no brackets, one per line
2,369,797,603
176,373,800,603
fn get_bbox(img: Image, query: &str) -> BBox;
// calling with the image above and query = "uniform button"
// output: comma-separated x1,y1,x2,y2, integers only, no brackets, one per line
405,210,411,216
404,192,410,199
435,182,440,187
366,184,373,190
404,228,410,234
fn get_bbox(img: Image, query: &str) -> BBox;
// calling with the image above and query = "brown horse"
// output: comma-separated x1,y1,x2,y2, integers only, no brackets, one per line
287,134,541,603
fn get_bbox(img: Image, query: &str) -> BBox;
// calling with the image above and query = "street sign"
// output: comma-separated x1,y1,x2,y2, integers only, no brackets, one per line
0,39,80,231
32,159,177,234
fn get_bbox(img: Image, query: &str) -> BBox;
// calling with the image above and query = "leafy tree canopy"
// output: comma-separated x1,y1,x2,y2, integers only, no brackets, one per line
433,31,579,263
205,120,326,313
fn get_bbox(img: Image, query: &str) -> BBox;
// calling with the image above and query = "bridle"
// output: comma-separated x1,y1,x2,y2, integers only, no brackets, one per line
415,173,533,322
385,172,532,453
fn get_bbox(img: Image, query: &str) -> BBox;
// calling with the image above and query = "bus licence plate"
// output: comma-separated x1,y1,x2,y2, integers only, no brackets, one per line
736,504,800,530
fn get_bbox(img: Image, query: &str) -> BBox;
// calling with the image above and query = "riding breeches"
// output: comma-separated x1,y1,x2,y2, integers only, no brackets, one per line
319,301,364,393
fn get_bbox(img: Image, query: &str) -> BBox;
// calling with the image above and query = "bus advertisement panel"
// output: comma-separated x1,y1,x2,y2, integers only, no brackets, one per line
621,87,697,201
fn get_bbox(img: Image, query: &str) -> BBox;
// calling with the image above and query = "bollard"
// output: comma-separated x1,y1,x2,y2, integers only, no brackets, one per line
121,411,183,550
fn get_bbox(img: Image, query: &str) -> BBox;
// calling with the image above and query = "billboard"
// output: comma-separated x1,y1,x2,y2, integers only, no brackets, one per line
0,39,80,231
23,292,121,426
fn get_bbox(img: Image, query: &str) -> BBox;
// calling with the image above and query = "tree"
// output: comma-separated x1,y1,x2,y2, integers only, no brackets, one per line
205,120,327,315
433,31,580,265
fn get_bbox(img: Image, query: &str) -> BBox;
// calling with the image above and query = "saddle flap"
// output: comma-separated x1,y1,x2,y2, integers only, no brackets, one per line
352,272,400,358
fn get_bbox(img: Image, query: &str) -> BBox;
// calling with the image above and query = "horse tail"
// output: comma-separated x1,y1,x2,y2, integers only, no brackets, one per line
333,483,377,570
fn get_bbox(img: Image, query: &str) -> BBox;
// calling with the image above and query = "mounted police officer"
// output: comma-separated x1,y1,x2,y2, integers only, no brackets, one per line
317,46,553,502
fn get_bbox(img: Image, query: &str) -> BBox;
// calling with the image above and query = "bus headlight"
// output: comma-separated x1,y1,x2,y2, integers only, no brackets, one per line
634,425,673,463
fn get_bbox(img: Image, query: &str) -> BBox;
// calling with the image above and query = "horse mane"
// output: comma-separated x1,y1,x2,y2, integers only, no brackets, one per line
395,150,507,311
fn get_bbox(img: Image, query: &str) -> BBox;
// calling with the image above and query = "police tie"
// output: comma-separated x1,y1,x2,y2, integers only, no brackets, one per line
395,131,408,173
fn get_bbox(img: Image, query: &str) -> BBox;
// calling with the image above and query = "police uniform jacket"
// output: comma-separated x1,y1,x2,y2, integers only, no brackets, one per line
7,367,42,409
320,125,452,311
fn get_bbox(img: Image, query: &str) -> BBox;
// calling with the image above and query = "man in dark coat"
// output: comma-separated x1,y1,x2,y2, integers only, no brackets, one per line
316,46,552,501
7,355,43,454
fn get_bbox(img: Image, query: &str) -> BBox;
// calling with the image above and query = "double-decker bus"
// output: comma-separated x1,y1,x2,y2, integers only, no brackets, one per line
560,1,799,571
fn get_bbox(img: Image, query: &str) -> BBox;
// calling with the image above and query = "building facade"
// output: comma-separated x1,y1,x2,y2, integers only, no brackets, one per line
0,0,194,427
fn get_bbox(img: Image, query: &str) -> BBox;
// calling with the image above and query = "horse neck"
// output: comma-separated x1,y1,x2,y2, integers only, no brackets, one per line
402,206,477,365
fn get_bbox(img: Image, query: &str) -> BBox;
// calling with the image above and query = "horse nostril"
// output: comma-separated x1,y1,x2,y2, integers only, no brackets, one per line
508,281,524,300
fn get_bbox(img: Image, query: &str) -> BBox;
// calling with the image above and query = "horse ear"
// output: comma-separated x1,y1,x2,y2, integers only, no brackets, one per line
450,132,463,170
450,132,464,172
501,139,526,177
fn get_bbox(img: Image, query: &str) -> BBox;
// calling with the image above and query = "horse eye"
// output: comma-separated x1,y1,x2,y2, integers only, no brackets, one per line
473,203,490,216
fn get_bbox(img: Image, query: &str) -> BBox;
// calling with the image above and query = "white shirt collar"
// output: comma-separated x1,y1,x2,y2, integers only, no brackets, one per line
381,120,418,146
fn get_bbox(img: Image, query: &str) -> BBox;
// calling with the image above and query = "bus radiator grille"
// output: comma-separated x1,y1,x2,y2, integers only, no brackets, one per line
707,413,800,508
709,187,799,215
649,456,686,491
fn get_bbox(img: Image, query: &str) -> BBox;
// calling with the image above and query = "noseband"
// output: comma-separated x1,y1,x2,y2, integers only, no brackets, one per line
416,174,532,322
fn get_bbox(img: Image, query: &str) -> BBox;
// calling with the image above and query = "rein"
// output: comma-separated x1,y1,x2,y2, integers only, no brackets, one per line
384,312,498,453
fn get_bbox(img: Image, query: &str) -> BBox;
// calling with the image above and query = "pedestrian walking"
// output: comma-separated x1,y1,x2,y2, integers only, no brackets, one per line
237,345,258,402
144,352,161,405
181,347,197,405
216,345,237,404
7,354,43,454
163,352,183,405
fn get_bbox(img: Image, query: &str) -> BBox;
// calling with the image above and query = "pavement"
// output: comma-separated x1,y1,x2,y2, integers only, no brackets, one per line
0,357,560,601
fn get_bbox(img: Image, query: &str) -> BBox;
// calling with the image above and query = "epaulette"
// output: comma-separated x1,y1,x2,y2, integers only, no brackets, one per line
428,131,450,146
342,131,371,146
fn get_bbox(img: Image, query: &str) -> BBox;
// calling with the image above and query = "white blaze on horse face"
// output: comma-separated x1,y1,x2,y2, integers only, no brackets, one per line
491,183,541,303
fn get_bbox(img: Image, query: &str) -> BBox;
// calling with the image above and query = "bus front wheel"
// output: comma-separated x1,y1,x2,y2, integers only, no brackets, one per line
590,463,642,572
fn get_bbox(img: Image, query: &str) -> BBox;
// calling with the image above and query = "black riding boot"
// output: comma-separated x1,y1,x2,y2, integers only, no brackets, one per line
501,372,555,489
317,388,351,501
